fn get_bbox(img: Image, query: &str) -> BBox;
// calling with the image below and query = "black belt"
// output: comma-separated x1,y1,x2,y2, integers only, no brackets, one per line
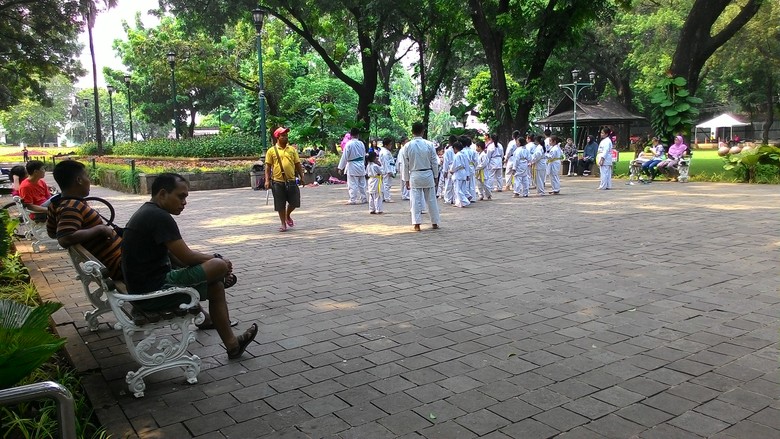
411,169,431,171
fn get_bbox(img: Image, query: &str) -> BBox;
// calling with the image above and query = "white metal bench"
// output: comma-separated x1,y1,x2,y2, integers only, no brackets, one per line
67,244,204,397
659,155,692,183
11,196,61,252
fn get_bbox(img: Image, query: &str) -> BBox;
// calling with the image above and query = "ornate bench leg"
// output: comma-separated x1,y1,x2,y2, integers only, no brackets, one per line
122,317,202,397
678,162,690,183
126,355,202,398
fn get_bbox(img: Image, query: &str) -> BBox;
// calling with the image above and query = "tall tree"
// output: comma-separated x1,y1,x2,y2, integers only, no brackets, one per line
670,0,765,95
0,76,74,146
400,0,473,135
467,0,615,142
111,16,235,137
711,0,778,143
80,0,117,154
0,0,83,110
160,0,404,132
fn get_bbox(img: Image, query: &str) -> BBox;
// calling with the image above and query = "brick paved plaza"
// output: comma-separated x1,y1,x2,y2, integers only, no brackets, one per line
21,177,780,438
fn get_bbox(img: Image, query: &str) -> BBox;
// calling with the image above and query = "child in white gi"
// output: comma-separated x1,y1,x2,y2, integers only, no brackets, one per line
441,138,456,204
449,141,471,207
503,130,521,191
597,127,614,190
463,140,478,201
366,151,384,214
531,135,547,195
546,135,563,194
511,139,532,197
475,140,492,201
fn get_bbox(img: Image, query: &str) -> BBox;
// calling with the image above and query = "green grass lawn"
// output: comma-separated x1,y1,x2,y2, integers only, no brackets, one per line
0,146,77,160
614,149,735,181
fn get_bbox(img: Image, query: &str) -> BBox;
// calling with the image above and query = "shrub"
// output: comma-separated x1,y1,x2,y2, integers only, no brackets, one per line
723,145,780,183
107,133,263,158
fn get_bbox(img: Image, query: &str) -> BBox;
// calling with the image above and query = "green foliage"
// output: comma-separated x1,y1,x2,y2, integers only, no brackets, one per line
0,210,17,260
650,76,702,144
723,145,780,183
0,76,75,146
466,71,521,132
101,133,263,158
0,0,83,110
0,300,66,389
1,356,110,439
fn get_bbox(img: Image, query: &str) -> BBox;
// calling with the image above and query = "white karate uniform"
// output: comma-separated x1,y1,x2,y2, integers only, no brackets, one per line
396,145,410,200
546,143,563,193
486,141,504,191
378,146,395,201
401,137,440,225
464,145,478,200
531,143,547,195
526,142,537,189
440,146,455,204
504,140,518,189
450,150,471,207
476,150,492,200
366,162,383,213
338,139,367,203
597,137,614,189
512,146,532,197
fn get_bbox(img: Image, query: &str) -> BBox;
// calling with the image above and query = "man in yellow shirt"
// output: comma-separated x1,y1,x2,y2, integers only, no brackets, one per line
264,127,306,232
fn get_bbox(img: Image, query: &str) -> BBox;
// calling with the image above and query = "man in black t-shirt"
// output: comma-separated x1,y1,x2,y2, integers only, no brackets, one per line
122,173,257,359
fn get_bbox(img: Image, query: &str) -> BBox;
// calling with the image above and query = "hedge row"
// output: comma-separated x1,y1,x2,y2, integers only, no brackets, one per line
78,133,263,158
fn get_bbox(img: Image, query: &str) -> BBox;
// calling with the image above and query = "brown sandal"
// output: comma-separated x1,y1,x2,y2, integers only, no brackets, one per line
228,323,258,359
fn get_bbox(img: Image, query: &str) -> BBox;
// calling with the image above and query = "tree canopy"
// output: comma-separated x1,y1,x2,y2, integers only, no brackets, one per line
2,0,776,148
0,0,83,110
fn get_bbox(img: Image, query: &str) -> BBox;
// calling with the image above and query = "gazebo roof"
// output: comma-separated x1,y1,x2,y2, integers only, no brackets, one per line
536,97,645,126
695,113,750,129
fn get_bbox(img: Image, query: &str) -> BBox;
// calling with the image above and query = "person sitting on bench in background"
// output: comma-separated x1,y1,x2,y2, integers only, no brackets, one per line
19,160,54,222
579,135,598,175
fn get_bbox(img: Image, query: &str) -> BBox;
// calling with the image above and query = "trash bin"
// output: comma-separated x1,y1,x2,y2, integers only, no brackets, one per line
249,164,264,190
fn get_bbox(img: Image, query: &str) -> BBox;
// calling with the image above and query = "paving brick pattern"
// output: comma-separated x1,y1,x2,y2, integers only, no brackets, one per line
21,178,780,438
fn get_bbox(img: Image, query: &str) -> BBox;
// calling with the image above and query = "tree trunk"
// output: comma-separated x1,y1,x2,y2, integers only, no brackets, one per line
86,9,104,155
762,76,774,145
670,0,764,95
468,0,513,143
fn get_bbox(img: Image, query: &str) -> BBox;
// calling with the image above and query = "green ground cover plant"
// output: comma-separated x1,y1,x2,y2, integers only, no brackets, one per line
0,210,109,439
76,133,262,158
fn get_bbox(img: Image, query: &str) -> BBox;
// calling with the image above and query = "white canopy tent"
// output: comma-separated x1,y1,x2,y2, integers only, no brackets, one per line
695,113,750,143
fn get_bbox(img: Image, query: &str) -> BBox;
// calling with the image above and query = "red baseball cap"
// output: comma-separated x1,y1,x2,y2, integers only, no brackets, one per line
274,127,290,138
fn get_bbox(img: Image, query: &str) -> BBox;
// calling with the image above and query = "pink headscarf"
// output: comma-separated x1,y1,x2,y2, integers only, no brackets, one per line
340,133,352,151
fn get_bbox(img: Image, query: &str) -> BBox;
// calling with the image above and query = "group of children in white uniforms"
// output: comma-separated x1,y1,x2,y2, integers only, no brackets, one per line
358,130,600,216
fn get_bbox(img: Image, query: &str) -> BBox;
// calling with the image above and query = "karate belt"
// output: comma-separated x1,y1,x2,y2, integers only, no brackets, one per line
349,157,365,162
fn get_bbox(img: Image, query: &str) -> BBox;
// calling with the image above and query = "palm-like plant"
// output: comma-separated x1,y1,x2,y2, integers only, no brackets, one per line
81,0,118,155
0,300,66,389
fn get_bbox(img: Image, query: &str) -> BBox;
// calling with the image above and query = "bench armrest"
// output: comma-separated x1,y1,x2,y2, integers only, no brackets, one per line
112,287,201,311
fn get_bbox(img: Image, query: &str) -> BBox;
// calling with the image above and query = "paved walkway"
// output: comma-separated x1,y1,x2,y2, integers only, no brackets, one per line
20,177,780,439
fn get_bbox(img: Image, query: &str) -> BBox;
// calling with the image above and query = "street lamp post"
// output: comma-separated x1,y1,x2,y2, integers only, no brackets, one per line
252,8,268,152
167,51,179,139
107,85,116,147
82,99,91,143
124,74,134,142
558,69,596,147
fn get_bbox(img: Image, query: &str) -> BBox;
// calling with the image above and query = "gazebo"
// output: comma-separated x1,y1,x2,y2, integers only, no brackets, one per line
536,97,645,147
694,113,750,143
